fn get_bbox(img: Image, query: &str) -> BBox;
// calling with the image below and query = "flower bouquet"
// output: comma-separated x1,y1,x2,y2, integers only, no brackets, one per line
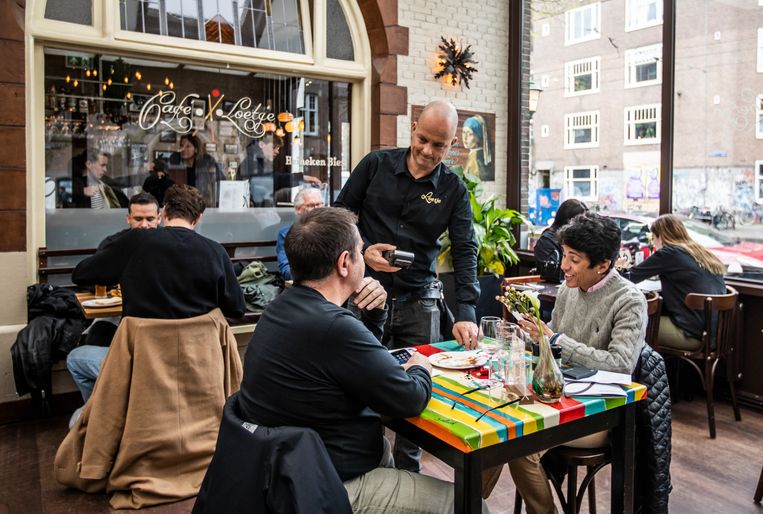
496,287,564,403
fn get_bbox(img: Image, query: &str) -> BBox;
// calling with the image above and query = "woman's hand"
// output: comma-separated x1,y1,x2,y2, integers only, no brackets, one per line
517,314,553,341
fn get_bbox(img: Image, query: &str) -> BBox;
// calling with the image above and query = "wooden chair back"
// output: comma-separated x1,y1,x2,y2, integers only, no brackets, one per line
644,291,662,348
683,285,739,358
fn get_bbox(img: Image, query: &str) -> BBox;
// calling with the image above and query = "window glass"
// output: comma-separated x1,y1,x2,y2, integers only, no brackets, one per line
326,0,355,60
119,0,306,54
673,0,763,279
527,0,662,249
45,0,92,25
43,49,350,250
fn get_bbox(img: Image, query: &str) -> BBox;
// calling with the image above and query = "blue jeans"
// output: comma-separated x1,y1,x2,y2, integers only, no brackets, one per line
382,296,441,473
66,345,109,402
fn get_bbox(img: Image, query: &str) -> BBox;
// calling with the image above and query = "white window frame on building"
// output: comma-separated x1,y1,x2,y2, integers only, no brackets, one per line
565,2,601,46
564,111,600,149
564,165,599,201
757,94,763,139
564,56,600,96
624,104,661,145
625,44,662,88
303,92,319,136
625,0,663,32
756,160,763,202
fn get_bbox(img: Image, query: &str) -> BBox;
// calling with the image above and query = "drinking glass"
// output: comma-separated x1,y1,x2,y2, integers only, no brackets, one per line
95,284,108,298
479,316,502,356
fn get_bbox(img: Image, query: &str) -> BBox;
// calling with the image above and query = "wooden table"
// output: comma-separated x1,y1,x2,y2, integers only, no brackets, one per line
75,292,123,319
384,341,646,514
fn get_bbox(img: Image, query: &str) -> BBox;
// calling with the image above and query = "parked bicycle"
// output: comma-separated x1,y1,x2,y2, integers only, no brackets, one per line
688,205,736,230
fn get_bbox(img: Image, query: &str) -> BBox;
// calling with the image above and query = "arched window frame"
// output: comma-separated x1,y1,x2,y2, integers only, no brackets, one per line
24,0,372,270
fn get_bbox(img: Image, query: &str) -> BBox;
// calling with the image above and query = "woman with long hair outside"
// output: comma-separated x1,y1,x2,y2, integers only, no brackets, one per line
621,214,726,350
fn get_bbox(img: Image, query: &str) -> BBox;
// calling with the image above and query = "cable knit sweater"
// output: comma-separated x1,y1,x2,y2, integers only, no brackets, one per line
551,273,647,374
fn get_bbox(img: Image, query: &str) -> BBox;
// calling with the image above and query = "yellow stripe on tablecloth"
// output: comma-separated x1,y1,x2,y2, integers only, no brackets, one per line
427,395,504,448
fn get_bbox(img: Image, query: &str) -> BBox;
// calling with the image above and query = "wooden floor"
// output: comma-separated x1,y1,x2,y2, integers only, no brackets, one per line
1,399,762,513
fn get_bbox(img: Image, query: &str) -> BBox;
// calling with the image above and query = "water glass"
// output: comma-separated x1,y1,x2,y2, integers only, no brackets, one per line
479,316,502,355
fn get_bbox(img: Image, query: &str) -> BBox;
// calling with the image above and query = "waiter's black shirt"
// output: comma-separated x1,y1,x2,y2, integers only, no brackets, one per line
238,285,432,481
335,148,479,323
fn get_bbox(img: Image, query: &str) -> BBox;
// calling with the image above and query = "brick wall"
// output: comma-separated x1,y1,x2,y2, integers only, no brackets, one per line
0,0,25,252
395,0,509,197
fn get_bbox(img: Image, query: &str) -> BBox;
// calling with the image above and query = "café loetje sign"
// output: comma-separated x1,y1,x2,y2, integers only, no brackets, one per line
138,91,275,139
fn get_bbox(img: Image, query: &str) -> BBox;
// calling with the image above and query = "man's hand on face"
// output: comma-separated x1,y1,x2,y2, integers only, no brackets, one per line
364,243,401,273
353,277,387,310
452,321,479,350
403,351,432,374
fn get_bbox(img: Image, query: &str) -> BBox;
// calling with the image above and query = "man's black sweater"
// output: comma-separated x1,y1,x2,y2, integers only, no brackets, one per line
238,285,432,482
72,226,245,319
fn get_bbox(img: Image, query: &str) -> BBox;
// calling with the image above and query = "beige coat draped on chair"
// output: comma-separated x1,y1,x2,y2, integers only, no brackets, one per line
54,308,242,509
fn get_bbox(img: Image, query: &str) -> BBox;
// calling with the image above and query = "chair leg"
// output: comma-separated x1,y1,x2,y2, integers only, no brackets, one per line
727,362,742,422
586,470,596,514
705,358,716,439
566,465,578,514
755,464,763,503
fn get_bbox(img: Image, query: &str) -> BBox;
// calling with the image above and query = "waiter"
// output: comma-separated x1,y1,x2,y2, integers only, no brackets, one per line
335,99,480,472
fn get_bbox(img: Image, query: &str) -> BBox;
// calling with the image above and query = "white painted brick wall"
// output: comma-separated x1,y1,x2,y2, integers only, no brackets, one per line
396,0,509,199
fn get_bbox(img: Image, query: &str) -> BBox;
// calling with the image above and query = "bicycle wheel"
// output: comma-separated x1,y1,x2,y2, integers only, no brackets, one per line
737,210,755,226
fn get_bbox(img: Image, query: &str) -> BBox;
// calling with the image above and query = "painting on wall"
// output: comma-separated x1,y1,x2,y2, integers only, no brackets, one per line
411,105,496,181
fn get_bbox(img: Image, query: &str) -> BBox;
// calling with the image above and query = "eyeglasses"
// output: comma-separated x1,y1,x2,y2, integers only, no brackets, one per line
475,397,522,422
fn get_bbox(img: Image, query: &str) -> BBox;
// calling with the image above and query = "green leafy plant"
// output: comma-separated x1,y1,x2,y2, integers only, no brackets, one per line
438,170,527,276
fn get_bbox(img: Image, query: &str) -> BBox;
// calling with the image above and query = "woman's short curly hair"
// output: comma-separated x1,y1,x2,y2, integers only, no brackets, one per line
558,212,621,268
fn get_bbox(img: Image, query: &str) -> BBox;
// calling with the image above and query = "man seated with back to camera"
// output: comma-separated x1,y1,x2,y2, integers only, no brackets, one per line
70,185,245,414
67,192,163,409
238,207,488,513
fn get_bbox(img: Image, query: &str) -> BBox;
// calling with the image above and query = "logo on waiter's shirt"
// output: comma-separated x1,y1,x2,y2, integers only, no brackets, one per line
420,192,442,204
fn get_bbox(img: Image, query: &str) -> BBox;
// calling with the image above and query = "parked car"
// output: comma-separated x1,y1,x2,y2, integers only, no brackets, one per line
604,213,763,275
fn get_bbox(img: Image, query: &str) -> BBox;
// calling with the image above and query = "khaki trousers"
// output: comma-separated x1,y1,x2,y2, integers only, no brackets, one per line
508,431,609,514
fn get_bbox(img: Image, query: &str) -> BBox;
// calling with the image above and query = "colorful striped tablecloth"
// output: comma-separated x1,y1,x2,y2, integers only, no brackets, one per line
411,341,647,453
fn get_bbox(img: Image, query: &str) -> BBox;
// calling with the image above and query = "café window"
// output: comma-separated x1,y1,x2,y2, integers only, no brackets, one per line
43,48,351,249
564,56,600,96
303,92,319,136
564,111,599,149
625,44,662,88
119,0,307,54
625,104,660,145
625,0,662,31
564,165,599,201
565,2,600,46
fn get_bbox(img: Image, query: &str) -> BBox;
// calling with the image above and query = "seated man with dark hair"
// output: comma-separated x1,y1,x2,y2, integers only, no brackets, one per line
239,207,478,513
69,185,245,410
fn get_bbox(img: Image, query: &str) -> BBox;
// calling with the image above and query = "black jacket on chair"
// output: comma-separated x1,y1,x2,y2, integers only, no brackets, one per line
633,344,673,514
193,392,352,514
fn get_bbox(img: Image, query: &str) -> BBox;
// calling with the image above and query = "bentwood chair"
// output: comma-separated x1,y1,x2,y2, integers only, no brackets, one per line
755,462,763,503
653,286,742,438
643,291,662,348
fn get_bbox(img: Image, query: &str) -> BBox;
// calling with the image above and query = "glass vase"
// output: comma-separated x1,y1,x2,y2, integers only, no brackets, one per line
531,327,564,403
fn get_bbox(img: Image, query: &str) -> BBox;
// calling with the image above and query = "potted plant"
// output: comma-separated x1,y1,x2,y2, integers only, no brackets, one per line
438,170,527,319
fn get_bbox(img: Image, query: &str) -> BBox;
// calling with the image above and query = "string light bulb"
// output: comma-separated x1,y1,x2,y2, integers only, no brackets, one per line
146,83,152,91
73,79,79,88
275,128,285,137
164,77,169,86
86,69,91,77
107,78,112,86
169,82,174,89
92,69,97,77
126,92,132,99
65,75,71,83
135,71,142,80
123,76,128,84
102,84,107,91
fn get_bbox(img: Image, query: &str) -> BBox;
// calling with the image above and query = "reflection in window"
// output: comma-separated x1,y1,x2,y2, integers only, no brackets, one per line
326,0,355,60
119,0,306,54
43,49,350,244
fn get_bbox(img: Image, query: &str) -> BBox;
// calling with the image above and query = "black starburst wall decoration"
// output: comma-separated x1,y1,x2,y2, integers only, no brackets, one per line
434,37,479,89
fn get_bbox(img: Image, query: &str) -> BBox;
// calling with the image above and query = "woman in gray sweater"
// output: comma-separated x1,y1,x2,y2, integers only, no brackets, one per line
511,212,647,514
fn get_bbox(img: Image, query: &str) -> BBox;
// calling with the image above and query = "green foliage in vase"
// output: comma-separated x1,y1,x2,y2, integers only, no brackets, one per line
438,169,527,276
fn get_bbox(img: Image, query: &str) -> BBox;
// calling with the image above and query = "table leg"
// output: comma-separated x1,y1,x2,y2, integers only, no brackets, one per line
453,451,483,514
610,403,636,514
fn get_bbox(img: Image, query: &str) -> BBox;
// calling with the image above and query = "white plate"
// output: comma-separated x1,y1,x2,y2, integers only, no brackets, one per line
82,297,122,308
428,351,488,370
